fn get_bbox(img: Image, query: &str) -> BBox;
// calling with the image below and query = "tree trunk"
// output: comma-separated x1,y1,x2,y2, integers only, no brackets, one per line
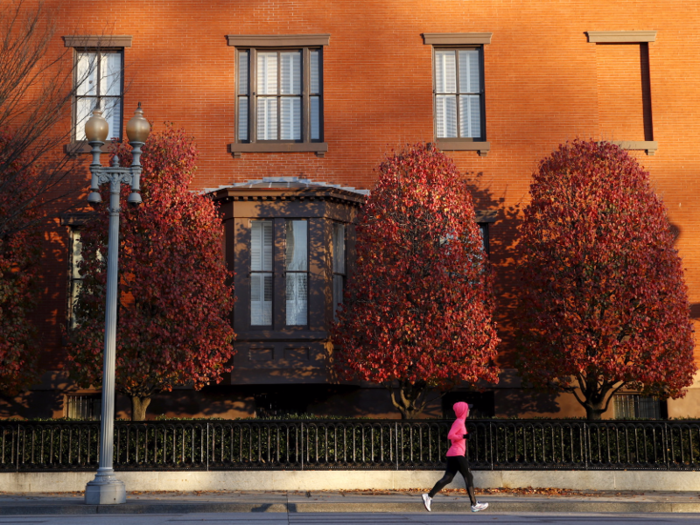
584,401,606,421
131,396,152,421
390,381,428,419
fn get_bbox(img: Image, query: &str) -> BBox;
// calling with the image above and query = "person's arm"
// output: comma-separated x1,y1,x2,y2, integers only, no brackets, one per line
447,422,466,441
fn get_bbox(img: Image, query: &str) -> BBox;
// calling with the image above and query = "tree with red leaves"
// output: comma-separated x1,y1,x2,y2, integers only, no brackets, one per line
517,140,696,420
331,143,500,419
0,134,41,394
66,126,235,421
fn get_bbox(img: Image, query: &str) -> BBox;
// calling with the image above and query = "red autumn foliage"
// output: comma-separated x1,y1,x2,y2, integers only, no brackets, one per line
516,140,696,420
65,126,235,420
331,143,500,419
0,134,42,394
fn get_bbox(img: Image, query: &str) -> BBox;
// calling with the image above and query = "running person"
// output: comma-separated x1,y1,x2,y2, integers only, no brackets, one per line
421,401,488,513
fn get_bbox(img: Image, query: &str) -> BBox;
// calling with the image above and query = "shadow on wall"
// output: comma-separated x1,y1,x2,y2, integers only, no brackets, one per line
463,171,526,370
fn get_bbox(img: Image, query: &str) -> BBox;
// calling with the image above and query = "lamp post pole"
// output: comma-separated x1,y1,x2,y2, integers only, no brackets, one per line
83,104,150,505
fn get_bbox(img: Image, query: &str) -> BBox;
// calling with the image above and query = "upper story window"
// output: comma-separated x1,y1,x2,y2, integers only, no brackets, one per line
63,36,132,146
227,35,330,157
74,51,123,141
434,48,483,140
586,31,658,155
423,33,492,156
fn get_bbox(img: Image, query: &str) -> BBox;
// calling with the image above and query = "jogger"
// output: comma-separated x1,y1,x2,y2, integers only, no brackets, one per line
421,402,488,513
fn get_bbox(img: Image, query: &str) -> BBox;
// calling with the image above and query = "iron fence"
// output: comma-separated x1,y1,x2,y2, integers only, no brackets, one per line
1,419,699,472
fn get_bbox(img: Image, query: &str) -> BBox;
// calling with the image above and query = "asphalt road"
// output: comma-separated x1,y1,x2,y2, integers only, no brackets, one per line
1,513,700,525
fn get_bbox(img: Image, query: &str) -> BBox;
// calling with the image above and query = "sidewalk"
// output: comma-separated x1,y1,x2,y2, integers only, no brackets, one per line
0,489,699,515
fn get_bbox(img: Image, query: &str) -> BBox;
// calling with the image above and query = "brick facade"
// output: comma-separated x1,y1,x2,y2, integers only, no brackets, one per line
5,0,700,420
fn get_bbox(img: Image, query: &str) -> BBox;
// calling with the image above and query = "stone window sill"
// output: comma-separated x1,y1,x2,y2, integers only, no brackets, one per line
612,141,658,156
228,142,328,158
436,140,490,156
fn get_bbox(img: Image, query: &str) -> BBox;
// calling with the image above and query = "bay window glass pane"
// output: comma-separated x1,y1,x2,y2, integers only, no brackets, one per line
333,275,344,313
332,223,345,274
310,50,320,94
251,221,273,272
286,273,307,325
280,51,301,94
238,97,249,141
286,220,307,326
435,50,457,93
310,96,320,140
257,52,278,95
285,221,307,271
458,49,480,93
257,97,278,140
238,50,249,95
436,95,457,138
459,95,481,138
280,97,301,140
100,52,122,97
251,274,273,326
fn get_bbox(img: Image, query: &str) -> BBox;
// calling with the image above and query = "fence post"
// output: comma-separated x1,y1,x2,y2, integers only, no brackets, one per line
489,422,494,471
584,422,589,470
15,424,20,473
206,422,210,471
395,422,399,471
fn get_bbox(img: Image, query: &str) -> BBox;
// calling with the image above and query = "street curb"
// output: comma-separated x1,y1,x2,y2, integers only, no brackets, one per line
1,500,700,515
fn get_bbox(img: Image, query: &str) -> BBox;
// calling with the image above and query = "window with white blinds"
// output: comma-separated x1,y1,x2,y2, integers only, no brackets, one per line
285,220,308,325
74,51,123,141
332,223,346,318
251,220,273,326
434,48,483,140
237,48,322,143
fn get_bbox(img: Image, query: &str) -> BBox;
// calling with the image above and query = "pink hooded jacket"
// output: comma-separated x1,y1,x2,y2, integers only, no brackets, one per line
446,401,469,457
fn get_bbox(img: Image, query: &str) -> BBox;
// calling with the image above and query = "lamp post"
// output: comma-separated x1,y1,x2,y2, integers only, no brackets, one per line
83,103,150,505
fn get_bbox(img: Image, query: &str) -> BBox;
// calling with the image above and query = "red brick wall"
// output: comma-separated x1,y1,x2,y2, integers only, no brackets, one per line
22,0,700,370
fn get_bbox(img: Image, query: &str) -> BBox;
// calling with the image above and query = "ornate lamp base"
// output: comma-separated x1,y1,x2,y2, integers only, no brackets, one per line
84,470,126,505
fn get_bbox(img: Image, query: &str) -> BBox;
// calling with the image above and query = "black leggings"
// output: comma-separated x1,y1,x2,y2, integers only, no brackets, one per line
428,455,476,505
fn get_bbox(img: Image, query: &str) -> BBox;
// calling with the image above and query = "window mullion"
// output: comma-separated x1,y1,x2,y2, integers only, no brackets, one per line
277,51,282,140
303,47,310,143
250,48,257,143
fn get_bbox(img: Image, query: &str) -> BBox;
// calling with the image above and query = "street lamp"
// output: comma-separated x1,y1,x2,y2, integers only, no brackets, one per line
83,103,150,505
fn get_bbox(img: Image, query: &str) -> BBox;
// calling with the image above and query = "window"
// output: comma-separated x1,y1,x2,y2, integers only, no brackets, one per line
286,220,308,325
613,394,664,419
332,223,346,317
227,35,330,157
251,220,273,326
64,393,101,420
434,48,483,140
587,31,657,155
423,33,491,155
68,229,83,328
73,50,123,141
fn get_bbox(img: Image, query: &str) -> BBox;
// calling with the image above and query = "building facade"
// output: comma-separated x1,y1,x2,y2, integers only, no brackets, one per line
4,0,700,420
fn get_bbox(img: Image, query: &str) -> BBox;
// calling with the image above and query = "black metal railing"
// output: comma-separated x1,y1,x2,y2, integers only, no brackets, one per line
1,419,699,472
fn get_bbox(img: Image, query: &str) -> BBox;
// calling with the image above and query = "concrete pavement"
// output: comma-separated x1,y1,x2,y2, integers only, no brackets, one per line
0,489,699,515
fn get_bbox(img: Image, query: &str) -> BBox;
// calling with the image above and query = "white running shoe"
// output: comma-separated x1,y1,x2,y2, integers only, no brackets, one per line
421,493,432,512
471,501,488,512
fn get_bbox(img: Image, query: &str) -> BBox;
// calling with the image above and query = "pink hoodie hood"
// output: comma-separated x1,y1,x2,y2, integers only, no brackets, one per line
453,401,469,420
446,402,470,457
